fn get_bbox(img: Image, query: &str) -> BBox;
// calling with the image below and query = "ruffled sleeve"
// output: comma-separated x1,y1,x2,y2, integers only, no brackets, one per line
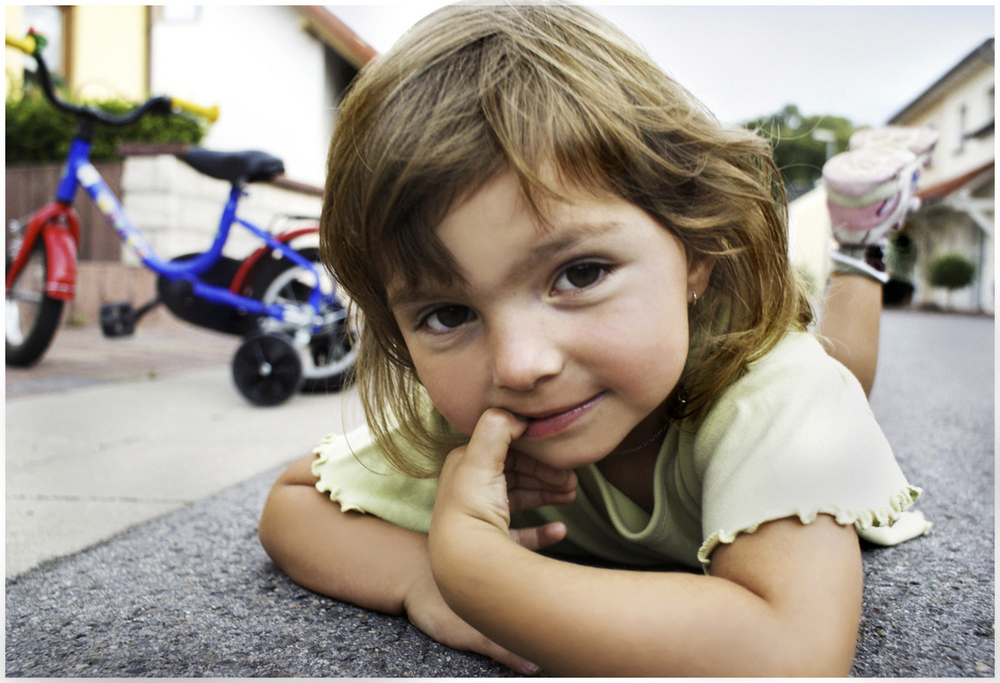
693,333,929,567
311,423,438,534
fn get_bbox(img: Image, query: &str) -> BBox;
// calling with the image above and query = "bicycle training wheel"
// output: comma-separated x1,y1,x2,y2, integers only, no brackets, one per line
6,240,64,367
248,247,357,393
232,331,303,407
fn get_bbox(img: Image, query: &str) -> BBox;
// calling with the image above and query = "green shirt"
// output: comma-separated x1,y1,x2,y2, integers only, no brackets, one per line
312,332,928,571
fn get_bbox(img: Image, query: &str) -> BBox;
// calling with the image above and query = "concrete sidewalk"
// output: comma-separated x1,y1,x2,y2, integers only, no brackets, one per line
6,317,365,578
5,310,995,676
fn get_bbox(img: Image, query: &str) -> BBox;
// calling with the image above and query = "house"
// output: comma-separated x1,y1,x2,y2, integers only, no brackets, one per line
888,38,994,314
788,38,994,315
5,6,377,325
5,5,376,187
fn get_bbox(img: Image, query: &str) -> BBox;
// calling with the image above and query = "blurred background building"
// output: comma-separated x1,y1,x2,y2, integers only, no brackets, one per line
888,39,994,314
790,39,994,315
5,5,375,187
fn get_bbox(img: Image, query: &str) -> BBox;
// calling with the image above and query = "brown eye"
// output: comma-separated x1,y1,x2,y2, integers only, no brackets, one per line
425,305,474,331
555,262,607,292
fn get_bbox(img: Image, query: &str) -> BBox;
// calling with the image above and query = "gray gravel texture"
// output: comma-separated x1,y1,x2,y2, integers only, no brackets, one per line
6,310,994,677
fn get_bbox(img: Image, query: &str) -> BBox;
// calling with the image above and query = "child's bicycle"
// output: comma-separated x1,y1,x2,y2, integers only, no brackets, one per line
5,32,356,406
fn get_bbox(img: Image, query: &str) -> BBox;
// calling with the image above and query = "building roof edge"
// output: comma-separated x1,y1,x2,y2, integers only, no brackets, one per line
888,38,994,125
293,6,378,69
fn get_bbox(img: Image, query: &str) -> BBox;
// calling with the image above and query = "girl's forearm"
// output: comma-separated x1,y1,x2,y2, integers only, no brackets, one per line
818,273,883,396
433,532,765,676
430,518,859,677
260,459,552,676
259,478,429,616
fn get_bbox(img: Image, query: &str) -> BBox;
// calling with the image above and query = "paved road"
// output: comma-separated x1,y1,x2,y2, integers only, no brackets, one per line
5,309,994,676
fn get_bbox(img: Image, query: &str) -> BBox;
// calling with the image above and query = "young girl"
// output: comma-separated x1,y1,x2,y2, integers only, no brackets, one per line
259,4,930,676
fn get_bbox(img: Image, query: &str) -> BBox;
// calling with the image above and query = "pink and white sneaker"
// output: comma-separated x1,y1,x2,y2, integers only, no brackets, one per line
822,126,938,281
849,125,939,161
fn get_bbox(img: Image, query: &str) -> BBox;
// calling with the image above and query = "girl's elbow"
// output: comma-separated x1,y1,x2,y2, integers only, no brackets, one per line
768,624,858,677
257,476,315,571
257,486,289,564
782,652,855,678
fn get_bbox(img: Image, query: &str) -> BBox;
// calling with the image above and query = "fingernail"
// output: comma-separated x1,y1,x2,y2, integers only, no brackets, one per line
523,662,540,675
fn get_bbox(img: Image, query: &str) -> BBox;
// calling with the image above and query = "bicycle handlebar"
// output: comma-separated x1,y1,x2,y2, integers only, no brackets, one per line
5,33,36,55
171,97,220,124
5,32,219,127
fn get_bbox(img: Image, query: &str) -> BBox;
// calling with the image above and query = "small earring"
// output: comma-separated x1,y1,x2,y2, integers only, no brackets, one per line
690,290,698,306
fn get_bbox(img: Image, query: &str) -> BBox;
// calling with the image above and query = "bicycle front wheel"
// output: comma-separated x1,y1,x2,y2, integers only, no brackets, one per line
6,240,64,366
248,247,357,393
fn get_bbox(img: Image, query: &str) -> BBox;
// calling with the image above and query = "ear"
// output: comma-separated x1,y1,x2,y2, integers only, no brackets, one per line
686,253,716,302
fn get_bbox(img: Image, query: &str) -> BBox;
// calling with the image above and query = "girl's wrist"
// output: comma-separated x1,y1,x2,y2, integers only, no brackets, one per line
429,514,517,595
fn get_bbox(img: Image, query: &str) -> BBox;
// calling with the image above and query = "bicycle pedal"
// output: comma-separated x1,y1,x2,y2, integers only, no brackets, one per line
99,302,137,338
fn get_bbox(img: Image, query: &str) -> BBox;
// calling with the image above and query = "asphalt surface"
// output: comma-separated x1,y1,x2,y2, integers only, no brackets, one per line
5,309,995,677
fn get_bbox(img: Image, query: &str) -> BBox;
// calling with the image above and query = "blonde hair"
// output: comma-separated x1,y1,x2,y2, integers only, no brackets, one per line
322,3,813,477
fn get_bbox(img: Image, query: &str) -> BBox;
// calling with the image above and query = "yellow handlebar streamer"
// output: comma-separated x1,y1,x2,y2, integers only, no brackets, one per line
5,34,37,55
171,97,220,123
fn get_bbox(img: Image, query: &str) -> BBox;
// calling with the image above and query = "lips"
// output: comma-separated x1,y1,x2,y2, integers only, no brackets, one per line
515,392,606,440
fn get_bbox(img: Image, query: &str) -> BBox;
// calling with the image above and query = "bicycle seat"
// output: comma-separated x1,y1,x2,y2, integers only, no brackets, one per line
180,149,285,185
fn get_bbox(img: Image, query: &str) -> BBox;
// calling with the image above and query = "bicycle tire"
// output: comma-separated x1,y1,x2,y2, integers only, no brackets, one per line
247,247,357,393
232,331,303,407
6,240,64,367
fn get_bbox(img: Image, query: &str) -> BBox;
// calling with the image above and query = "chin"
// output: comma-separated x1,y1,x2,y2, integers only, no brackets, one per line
517,439,610,470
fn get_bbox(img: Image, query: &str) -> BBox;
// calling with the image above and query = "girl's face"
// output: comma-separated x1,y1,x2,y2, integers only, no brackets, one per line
389,172,713,470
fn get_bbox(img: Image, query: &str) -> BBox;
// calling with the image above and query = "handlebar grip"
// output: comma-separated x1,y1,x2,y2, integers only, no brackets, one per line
171,97,219,123
5,34,37,55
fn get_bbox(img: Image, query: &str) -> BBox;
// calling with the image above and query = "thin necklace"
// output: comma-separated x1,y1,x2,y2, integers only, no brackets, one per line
610,421,670,456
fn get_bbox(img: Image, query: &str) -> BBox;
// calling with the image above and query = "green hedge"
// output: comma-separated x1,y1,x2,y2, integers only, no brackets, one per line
6,86,207,164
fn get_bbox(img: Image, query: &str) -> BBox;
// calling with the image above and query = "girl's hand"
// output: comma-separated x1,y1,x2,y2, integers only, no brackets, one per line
505,444,578,512
505,444,577,547
433,408,577,539
403,563,542,676
425,408,577,675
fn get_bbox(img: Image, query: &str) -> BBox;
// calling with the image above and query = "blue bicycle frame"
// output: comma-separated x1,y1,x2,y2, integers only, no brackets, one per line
62,137,330,329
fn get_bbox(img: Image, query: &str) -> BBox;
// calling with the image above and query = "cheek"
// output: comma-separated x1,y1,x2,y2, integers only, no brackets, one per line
586,297,690,398
411,354,484,436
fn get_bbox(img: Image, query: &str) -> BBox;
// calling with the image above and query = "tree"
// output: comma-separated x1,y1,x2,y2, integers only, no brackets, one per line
742,104,857,198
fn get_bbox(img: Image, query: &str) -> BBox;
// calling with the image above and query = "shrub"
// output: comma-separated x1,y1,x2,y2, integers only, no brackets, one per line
928,253,976,291
6,85,207,164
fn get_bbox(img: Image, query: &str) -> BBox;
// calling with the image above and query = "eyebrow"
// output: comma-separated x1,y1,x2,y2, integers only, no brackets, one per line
387,221,624,308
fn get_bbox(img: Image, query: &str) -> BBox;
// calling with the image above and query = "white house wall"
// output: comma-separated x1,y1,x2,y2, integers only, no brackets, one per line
149,6,333,188
901,66,994,190
786,185,833,307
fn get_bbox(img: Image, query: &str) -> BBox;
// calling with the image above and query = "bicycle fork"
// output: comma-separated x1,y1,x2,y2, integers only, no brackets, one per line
6,202,80,301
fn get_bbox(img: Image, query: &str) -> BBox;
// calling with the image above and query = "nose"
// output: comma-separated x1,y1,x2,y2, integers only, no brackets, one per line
489,314,563,392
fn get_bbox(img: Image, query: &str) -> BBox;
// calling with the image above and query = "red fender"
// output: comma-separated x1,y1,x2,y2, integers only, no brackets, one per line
6,203,80,301
41,224,79,300
229,226,319,295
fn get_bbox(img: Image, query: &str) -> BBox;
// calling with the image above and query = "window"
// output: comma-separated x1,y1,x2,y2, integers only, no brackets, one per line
159,6,201,23
957,103,967,153
924,120,938,168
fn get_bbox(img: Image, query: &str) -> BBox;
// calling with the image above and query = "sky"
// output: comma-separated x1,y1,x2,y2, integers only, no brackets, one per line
327,3,995,127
